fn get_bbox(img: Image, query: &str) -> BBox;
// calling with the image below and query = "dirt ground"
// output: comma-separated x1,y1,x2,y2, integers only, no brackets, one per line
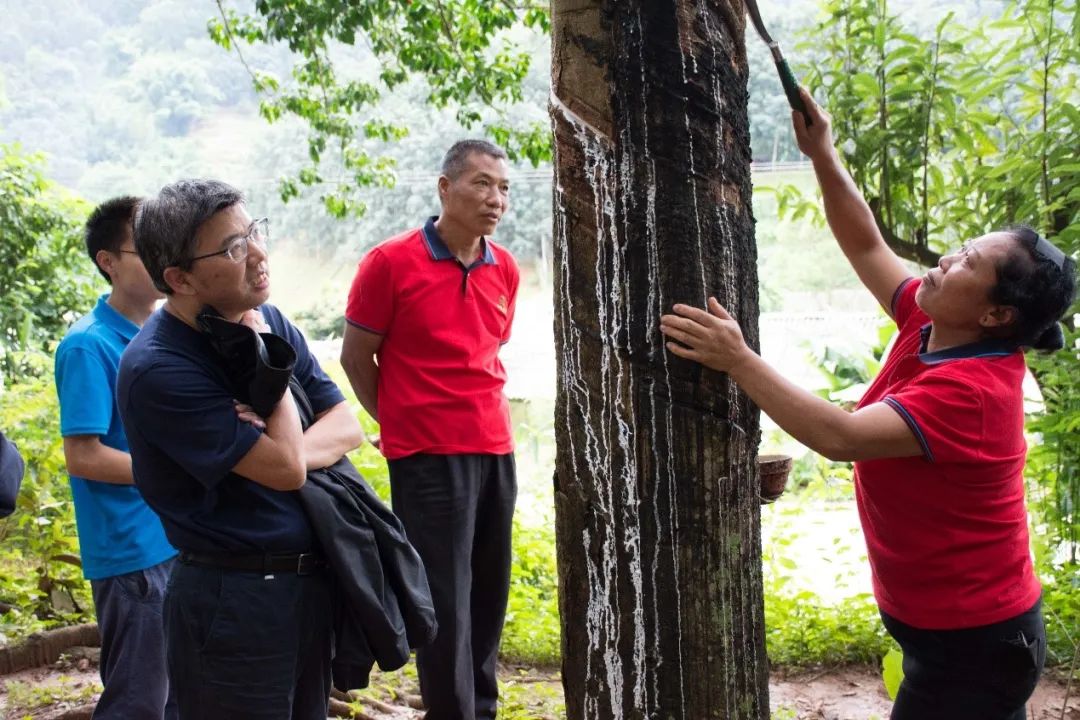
769,666,1079,720
1,657,1077,720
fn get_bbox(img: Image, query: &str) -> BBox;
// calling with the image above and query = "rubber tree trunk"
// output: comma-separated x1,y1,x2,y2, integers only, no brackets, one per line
550,2,769,719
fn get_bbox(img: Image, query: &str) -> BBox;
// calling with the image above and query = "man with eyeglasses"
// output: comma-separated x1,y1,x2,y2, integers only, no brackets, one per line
116,179,363,719
53,196,178,719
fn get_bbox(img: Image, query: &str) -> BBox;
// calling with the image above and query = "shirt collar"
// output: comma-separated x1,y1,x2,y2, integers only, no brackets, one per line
422,216,496,265
917,323,1019,365
92,293,141,342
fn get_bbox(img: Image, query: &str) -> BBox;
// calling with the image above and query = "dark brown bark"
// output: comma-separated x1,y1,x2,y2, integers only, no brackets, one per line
550,1,769,718
0,623,100,675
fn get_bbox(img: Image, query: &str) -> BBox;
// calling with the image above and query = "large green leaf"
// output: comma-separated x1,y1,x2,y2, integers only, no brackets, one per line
882,647,904,700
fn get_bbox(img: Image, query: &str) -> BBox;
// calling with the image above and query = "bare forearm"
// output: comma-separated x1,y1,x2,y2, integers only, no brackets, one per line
343,362,379,423
661,298,922,462
232,393,307,491
263,391,306,470
727,352,857,460
63,438,135,485
304,402,364,470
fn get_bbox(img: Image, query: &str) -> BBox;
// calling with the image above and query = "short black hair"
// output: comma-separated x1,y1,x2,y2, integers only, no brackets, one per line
134,179,244,295
85,196,140,283
440,139,508,180
991,225,1077,351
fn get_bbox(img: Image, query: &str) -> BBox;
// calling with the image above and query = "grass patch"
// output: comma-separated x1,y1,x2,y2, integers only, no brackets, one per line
501,522,561,666
499,669,565,720
5,675,100,714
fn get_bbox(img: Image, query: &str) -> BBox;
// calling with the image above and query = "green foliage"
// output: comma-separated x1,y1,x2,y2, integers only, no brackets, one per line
798,0,965,263
210,0,550,216
293,293,347,339
765,586,893,666
786,450,853,491
792,0,1079,261
1027,326,1080,559
746,13,806,163
341,660,419,713
786,0,1080,576
129,54,226,136
881,647,903,700
806,313,894,408
1025,463,1080,671
501,521,560,666
0,368,94,642
498,671,565,720
762,475,895,666
213,0,819,219
0,144,98,378
1039,561,1080,671
4,675,100,714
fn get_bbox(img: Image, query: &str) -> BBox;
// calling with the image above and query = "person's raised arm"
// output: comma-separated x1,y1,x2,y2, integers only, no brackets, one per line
660,299,923,462
340,323,383,423
795,88,912,316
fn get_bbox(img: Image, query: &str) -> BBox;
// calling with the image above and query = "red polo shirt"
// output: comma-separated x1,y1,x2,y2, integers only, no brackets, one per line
345,217,519,460
854,277,1041,629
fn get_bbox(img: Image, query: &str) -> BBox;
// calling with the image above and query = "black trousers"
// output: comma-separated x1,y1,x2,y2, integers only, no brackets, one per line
389,453,517,720
882,598,1045,720
163,561,333,720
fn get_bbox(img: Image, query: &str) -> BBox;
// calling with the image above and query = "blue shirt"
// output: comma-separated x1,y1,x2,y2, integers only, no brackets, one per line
54,294,176,580
117,304,345,554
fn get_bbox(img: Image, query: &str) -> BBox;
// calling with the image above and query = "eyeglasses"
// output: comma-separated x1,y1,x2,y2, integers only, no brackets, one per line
188,218,270,265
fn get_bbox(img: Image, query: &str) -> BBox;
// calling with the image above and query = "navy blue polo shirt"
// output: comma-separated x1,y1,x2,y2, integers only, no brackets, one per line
117,304,345,553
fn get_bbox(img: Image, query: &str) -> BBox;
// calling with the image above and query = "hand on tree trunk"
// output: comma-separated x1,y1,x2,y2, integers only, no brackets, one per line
660,297,754,373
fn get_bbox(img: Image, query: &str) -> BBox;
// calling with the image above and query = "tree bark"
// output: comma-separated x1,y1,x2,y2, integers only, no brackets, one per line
550,2,769,719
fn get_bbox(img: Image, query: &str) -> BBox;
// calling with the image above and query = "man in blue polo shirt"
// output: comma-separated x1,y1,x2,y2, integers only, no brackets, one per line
117,179,363,719
54,196,177,719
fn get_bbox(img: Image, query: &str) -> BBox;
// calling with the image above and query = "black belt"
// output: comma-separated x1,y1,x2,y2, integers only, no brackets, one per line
178,551,327,575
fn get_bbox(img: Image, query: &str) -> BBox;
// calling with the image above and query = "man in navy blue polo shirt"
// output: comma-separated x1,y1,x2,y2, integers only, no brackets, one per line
54,196,177,720
117,179,363,719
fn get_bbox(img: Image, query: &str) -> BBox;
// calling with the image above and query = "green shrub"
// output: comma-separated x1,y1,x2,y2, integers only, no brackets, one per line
501,521,561,666
0,145,98,379
765,589,892,666
0,370,93,642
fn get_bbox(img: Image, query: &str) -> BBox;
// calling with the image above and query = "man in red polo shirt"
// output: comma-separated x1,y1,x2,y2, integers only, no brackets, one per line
341,139,519,720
